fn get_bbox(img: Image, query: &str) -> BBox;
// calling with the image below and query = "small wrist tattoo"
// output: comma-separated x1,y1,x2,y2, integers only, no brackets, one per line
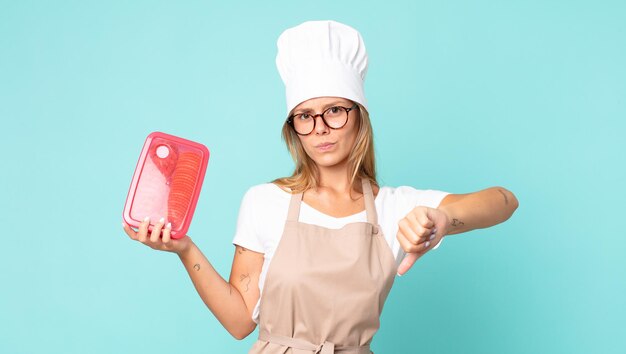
451,218,465,227
193,264,200,271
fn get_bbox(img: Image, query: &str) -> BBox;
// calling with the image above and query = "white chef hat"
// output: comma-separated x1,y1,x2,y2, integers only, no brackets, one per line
276,20,369,116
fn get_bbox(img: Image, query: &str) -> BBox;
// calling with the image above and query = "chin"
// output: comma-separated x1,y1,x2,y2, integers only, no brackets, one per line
311,154,348,168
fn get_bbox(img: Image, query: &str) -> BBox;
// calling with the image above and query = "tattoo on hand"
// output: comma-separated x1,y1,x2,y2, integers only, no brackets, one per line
239,273,250,292
193,264,200,271
238,246,247,254
498,189,509,205
451,218,465,227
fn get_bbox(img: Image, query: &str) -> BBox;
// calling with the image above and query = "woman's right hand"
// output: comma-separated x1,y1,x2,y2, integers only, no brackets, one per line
122,217,193,256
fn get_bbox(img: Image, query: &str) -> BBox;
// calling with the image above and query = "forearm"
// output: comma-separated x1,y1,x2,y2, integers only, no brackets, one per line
438,187,519,235
178,242,255,339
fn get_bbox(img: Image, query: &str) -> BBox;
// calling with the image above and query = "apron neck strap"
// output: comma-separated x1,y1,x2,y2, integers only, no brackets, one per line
361,177,378,226
287,190,303,222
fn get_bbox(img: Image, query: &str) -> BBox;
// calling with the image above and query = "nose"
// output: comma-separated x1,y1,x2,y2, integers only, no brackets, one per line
313,115,330,135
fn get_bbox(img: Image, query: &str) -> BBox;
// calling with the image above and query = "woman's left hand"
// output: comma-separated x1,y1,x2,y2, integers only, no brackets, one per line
396,206,449,276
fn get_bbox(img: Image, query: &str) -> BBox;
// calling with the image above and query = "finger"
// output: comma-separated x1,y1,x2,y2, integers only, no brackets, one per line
122,221,138,240
397,252,422,276
138,216,150,242
150,217,165,242
414,209,435,230
426,227,438,241
396,229,425,253
406,213,434,240
398,219,424,245
162,222,172,244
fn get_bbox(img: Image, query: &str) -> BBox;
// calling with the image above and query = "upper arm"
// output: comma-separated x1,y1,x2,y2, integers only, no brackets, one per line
229,245,264,326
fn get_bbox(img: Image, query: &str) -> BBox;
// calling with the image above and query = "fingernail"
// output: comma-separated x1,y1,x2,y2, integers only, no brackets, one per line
425,241,431,248
143,216,150,222
429,233,436,240
166,222,171,229
159,217,165,224
397,272,402,277
432,228,438,234
122,222,126,228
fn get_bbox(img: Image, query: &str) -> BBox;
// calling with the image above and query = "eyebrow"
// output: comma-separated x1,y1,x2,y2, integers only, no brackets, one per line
293,101,352,114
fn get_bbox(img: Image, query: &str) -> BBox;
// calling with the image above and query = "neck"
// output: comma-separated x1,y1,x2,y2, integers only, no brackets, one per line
315,160,355,195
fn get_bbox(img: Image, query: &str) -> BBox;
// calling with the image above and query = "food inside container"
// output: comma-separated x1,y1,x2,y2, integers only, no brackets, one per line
123,132,210,239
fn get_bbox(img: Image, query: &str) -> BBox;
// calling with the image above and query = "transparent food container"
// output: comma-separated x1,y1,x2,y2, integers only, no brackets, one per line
123,132,210,239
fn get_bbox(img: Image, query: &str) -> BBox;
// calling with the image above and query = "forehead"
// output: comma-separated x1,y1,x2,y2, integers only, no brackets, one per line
293,96,353,112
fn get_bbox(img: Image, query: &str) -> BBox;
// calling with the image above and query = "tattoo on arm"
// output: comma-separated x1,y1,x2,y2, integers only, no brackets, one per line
239,273,251,292
238,246,247,254
193,263,200,271
498,189,509,205
451,218,465,227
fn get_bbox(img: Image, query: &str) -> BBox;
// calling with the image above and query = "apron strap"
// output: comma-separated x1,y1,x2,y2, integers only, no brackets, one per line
361,178,379,230
259,329,372,354
287,190,304,222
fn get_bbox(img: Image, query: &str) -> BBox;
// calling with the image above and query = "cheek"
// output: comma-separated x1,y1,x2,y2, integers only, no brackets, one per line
298,137,315,156
298,136,310,149
343,122,359,147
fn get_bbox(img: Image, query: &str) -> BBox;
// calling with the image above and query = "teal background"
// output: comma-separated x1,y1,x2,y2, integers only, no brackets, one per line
1,0,624,353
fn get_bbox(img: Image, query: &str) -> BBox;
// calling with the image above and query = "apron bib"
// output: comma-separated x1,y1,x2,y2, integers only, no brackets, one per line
249,178,396,354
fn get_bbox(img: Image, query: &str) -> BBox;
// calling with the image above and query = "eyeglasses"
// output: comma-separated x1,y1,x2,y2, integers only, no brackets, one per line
286,104,358,136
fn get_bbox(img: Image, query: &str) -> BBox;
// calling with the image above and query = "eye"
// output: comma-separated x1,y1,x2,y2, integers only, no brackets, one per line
299,113,311,120
329,106,341,114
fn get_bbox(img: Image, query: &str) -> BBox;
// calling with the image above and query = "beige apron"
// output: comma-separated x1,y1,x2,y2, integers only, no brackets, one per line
249,178,397,354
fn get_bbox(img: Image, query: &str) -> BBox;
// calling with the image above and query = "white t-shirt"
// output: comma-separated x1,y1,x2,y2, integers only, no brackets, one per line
232,183,450,324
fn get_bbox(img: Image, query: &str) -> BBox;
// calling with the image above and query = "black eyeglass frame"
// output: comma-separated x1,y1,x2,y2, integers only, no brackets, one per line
286,103,359,136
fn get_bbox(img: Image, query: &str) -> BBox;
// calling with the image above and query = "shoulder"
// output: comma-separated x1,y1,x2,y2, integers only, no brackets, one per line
240,182,291,206
245,182,289,195
376,185,451,209
375,185,422,200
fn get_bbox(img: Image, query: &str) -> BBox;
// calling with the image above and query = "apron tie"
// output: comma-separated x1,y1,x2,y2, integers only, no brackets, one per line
259,330,371,353
314,340,334,354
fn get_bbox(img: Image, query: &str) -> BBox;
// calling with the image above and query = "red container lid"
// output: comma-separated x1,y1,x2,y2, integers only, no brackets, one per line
123,132,210,239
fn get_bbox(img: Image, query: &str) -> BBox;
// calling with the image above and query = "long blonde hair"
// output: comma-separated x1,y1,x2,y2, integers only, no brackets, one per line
271,103,378,199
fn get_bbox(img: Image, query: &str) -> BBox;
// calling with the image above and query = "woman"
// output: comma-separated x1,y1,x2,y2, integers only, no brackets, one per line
123,20,518,353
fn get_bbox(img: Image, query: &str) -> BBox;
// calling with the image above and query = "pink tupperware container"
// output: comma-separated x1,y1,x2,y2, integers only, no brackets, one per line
123,132,210,239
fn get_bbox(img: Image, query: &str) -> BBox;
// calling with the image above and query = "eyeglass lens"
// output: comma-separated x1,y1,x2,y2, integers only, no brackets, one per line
293,107,349,135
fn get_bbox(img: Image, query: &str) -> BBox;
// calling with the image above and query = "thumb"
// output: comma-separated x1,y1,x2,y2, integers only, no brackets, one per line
397,252,421,276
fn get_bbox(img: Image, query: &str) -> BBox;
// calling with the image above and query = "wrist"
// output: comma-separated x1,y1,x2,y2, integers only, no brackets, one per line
177,237,196,259
437,205,455,236
437,205,452,224
437,203,467,235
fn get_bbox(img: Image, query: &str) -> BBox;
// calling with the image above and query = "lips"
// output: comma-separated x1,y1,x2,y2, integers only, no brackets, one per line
315,142,335,152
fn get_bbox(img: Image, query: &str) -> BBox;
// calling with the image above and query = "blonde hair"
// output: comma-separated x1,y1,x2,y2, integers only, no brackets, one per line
271,103,378,199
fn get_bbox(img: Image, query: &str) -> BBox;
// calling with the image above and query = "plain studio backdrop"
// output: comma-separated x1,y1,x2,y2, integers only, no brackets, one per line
1,1,624,353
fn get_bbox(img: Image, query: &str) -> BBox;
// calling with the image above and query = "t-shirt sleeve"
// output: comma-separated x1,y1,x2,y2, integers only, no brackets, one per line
231,187,264,253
